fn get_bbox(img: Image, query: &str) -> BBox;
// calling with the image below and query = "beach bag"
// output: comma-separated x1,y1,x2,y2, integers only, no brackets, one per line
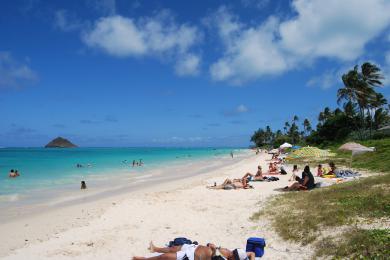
168,237,195,247
246,237,265,257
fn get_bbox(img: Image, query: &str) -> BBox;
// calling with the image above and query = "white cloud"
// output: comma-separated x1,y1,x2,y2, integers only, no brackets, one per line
280,0,390,61
175,54,201,76
0,52,38,89
210,13,288,84
83,16,146,56
306,70,338,90
210,0,390,84
236,104,248,113
54,10,84,32
382,51,390,86
223,104,249,116
83,11,202,75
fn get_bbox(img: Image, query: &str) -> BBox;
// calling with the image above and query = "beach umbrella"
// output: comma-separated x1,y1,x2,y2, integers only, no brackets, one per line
338,142,374,153
338,142,374,166
287,146,335,159
378,125,390,131
280,142,292,148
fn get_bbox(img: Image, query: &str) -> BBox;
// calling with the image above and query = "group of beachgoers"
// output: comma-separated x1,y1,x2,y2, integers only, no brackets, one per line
208,151,291,190
133,241,253,260
121,159,144,167
208,149,352,192
8,169,20,178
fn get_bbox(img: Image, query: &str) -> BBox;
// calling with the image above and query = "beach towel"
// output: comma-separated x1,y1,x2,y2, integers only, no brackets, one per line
335,170,360,178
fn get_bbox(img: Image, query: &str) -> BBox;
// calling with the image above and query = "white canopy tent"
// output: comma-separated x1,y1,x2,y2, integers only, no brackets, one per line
280,142,292,149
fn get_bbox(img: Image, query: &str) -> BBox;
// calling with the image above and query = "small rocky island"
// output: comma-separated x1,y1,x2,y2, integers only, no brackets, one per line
45,137,77,148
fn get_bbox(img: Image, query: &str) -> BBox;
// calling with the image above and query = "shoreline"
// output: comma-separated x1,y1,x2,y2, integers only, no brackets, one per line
0,149,249,222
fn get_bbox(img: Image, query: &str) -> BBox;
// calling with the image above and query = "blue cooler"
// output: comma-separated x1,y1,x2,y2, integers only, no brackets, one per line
246,237,265,257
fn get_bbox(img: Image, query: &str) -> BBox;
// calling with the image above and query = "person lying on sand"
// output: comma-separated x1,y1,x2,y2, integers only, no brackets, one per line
266,162,279,175
283,165,315,191
208,178,253,190
133,241,213,260
207,243,255,260
241,166,264,181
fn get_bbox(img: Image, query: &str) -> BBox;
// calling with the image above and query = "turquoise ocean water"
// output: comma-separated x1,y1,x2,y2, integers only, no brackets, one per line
0,147,238,203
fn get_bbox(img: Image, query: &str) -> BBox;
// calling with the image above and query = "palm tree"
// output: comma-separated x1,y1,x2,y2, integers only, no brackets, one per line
337,63,383,139
284,121,290,134
361,62,384,88
343,101,356,118
367,92,388,135
318,112,325,125
303,118,312,137
323,107,332,119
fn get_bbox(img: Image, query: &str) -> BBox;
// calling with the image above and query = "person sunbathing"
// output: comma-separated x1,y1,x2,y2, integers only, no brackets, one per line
133,241,213,260
266,162,279,175
207,243,255,260
241,166,264,181
208,178,252,190
283,165,315,191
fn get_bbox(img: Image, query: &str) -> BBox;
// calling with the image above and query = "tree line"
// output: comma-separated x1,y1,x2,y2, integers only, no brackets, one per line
251,62,390,148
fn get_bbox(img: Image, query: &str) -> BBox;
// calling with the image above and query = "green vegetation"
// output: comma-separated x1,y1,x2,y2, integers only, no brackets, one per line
252,174,390,256
315,228,390,259
252,174,390,245
351,138,390,173
250,62,390,148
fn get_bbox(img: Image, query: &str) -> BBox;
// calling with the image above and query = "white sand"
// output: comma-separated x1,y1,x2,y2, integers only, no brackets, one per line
0,151,343,260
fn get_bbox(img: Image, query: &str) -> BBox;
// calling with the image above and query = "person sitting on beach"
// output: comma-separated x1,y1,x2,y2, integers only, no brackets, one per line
328,162,336,175
208,178,252,190
289,165,299,181
241,166,264,181
133,241,213,260
321,162,337,177
283,165,315,191
8,169,19,178
266,162,279,175
317,164,323,177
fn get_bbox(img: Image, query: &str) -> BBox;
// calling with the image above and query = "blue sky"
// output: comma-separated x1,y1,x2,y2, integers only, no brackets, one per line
1,0,390,147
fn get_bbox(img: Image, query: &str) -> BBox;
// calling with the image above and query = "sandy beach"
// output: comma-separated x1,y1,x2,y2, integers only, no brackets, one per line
1,151,348,259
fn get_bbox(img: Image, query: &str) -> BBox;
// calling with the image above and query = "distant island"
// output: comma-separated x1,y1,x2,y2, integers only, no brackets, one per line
45,137,77,148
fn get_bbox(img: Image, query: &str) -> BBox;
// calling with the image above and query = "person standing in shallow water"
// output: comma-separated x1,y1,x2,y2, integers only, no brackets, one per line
230,151,234,158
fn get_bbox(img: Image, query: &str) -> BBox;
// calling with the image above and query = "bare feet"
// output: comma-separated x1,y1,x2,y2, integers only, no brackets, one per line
148,241,156,253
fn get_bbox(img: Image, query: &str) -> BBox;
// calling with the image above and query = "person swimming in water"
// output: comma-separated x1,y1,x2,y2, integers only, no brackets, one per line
9,169,20,178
